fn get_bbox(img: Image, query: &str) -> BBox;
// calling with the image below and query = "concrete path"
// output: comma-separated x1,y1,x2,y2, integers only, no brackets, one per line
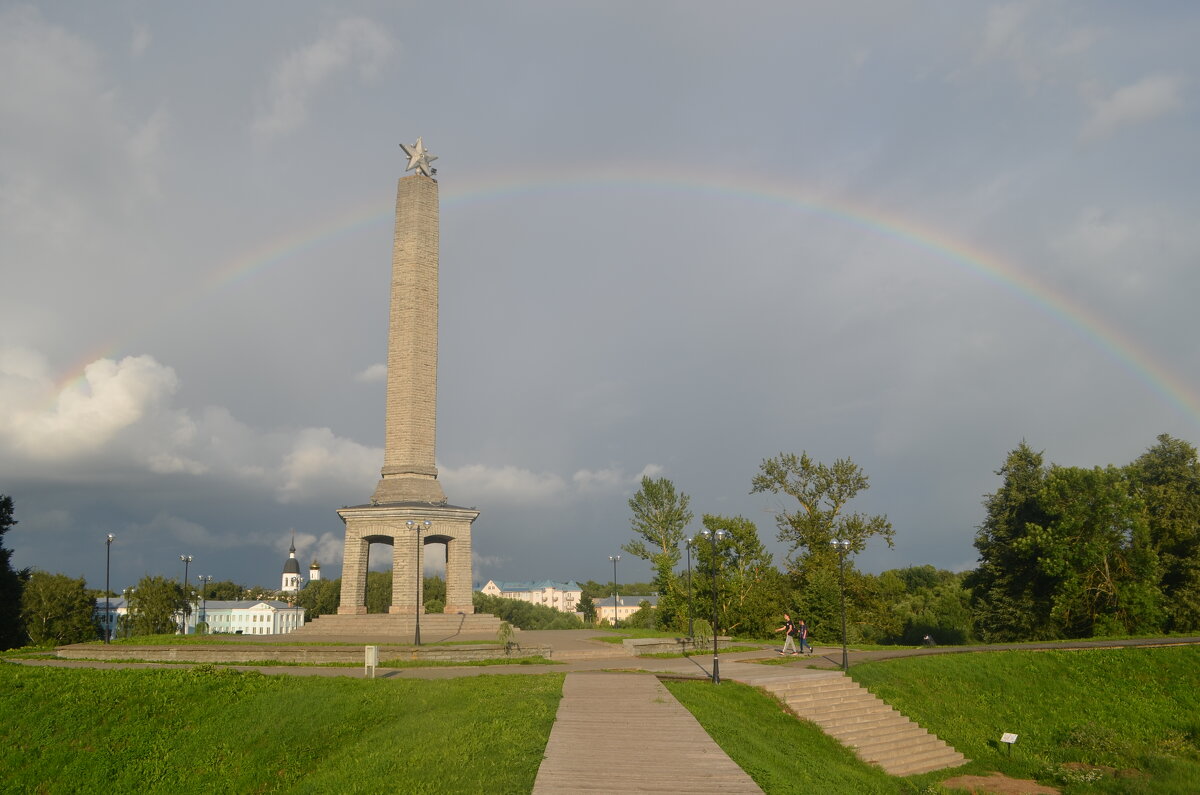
531,672,762,794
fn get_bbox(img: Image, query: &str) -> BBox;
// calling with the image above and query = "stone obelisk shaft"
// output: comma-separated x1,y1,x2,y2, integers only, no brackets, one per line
370,173,446,504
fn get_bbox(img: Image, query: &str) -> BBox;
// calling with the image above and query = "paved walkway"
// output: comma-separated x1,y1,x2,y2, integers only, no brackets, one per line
532,671,762,794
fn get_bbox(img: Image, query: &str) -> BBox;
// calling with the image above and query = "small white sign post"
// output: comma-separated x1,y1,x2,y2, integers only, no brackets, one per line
365,645,378,679
1000,733,1018,757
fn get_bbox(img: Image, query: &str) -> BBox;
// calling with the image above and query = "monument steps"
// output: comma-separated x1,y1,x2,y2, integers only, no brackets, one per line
289,612,505,641
750,670,968,776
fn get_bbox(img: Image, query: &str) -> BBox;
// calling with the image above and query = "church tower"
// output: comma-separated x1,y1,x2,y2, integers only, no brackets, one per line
281,535,302,593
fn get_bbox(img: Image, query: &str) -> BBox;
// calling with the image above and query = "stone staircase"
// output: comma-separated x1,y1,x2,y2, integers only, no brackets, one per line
289,612,504,642
747,669,967,777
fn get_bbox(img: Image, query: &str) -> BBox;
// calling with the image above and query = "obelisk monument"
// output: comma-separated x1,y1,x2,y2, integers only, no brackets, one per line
337,138,479,616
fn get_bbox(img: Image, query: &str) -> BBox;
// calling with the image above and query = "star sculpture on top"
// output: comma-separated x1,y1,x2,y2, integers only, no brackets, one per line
400,137,438,178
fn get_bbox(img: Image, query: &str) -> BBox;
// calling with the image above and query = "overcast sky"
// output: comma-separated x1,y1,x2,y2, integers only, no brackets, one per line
3,2,1197,595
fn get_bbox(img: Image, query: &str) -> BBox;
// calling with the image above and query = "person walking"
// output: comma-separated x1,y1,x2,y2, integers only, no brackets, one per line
775,613,799,655
797,619,812,654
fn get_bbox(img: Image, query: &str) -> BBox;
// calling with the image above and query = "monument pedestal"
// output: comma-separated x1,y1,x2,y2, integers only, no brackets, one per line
336,502,479,616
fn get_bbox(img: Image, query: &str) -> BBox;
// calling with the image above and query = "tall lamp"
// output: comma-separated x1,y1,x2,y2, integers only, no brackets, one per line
830,539,851,671
681,538,694,641
697,528,727,684
197,575,213,634
179,555,192,634
608,554,620,628
406,520,431,645
105,534,114,643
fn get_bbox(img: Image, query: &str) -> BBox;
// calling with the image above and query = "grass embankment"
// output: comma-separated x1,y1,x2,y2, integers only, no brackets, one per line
0,664,562,794
6,645,1199,793
852,646,1200,792
669,645,1200,793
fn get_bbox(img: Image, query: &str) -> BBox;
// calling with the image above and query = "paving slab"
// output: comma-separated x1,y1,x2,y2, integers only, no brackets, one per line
532,672,762,794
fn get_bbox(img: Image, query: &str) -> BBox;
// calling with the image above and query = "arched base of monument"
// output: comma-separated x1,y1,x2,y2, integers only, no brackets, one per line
326,504,484,643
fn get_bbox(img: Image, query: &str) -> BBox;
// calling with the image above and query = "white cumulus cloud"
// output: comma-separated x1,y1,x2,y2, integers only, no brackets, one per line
354,363,387,383
252,17,394,140
0,350,180,460
277,426,380,503
1082,74,1182,139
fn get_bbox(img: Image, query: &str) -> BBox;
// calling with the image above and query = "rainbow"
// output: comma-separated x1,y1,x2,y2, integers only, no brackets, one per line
53,166,1200,428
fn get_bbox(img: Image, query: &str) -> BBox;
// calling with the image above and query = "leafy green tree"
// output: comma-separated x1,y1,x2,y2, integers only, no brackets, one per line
577,592,597,623
294,578,340,619
869,568,974,645
127,575,189,636
622,476,693,629
751,452,894,576
366,570,392,614
690,515,786,638
965,442,1055,642
205,580,246,600
424,575,446,605
0,495,28,649
20,571,100,645
1129,434,1200,631
1028,465,1162,637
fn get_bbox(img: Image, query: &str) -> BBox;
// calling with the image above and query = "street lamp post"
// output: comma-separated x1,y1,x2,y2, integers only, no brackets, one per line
197,575,212,634
406,520,431,646
682,538,694,641
697,529,727,684
105,534,114,643
830,539,851,671
179,555,192,634
608,555,620,628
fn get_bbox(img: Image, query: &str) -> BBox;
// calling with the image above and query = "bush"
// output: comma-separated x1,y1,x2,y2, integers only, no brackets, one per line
472,593,584,630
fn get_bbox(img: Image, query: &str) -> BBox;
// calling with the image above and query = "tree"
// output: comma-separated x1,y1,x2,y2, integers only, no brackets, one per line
205,580,247,600
965,442,1054,642
294,578,340,620
127,575,189,636
691,515,786,638
1129,434,1200,631
622,476,693,629
577,592,597,624
751,452,894,575
1026,465,1162,637
366,570,392,614
20,571,100,645
0,495,28,649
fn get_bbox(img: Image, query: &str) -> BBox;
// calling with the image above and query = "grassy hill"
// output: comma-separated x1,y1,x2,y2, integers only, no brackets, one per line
4,645,1198,793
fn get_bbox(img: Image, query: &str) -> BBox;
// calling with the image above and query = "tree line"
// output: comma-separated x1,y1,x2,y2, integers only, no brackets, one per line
2,432,1196,648
619,434,1200,645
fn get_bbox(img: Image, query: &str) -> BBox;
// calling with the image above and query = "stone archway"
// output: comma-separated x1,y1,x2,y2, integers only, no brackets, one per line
337,503,478,615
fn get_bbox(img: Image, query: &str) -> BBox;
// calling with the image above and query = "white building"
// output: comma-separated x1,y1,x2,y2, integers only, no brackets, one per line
480,580,582,613
594,594,658,625
200,600,305,635
95,598,305,637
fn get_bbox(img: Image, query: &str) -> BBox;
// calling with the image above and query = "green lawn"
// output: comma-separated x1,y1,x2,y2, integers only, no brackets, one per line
851,646,1200,793
5,645,1199,793
0,664,562,794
